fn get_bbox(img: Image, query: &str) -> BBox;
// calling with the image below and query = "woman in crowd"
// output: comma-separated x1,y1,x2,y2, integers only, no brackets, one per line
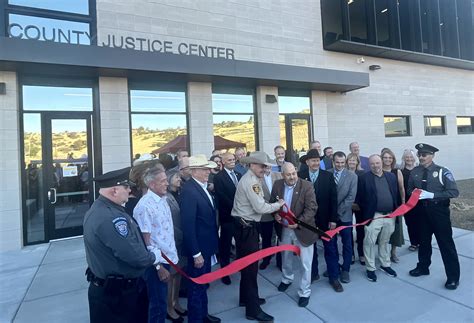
346,153,366,265
207,154,222,193
400,149,420,251
165,170,187,322
381,148,405,263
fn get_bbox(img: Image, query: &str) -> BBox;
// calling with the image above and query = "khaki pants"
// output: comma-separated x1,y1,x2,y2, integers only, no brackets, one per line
363,212,396,271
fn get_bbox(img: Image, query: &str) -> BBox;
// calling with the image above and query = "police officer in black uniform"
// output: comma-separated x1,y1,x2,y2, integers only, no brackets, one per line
83,167,162,322
407,144,460,290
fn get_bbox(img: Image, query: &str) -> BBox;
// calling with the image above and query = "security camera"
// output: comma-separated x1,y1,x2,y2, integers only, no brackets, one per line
357,57,365,64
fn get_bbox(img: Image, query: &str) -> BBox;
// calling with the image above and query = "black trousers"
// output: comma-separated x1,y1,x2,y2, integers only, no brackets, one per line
88,278,148,323
404,208,421,246
219,220,235,267
417,204,460,282
234,218,262,317
259,220,275,264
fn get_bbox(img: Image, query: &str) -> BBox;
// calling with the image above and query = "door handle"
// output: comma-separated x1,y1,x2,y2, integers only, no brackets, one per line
49,188,57,204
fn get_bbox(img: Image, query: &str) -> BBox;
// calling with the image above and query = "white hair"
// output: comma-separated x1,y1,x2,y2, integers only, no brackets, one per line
400,149,418,169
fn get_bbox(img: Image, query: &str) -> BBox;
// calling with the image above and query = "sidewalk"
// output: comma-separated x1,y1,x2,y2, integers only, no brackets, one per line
1,227,473,323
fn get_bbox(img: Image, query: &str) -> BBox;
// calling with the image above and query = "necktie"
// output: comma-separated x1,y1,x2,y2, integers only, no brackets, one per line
310,172,316,183
230,171,238,186
334,171,340,186
422,167,428,190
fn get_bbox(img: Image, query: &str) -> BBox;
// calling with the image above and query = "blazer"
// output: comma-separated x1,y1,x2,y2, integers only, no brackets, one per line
329,168,358,222
270,178,318,246
180,178,219,259
261,171,282,222
298,168,338,231
213,169,242,223
356,171,400,222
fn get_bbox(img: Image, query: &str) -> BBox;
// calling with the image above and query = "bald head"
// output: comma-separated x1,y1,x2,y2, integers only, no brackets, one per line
282,162,298,186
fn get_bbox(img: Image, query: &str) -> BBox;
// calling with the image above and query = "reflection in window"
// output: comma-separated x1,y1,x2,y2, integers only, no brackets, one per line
22,86,93,111
212,93,256,152
439,0,459,58
279,96,311,114
384,116,411,137
130,90,186,113
420,0,441,55
375,0,399,48
457,0,474,61
424,116,446,136
23,113,45,243
322,0,344,45
457,117,473,134
8,0,89,15
8,14,91,45
399,0,422,52
349,0,368,43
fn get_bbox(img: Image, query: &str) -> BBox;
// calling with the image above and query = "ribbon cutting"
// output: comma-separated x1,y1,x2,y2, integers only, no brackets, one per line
278,203,331,239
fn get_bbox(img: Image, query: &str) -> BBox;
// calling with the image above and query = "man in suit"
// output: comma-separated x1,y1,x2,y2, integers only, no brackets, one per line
260,164,282,270
213,152,242,285
271,163,318,307
329,151,358,283
357,154,400,283
180,155,221,323
297,149,342,292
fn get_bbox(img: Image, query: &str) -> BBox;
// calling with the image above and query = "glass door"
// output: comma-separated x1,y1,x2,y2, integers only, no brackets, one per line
42,112,94,240
284,114,311,168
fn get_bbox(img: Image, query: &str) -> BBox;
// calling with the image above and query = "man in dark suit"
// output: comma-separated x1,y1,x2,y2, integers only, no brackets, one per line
357,154,400,283
271,162,318,307
213,152,242,285
298,149,342,292
180,155,221,323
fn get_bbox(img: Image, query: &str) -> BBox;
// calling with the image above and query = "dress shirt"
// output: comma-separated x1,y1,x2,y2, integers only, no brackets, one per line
224,167,238,186
133,190,178,264
192,177,214,207
264,173,273,193
283,182,296,211
309,169,320,184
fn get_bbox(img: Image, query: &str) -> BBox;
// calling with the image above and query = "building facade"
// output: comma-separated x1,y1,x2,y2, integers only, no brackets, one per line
0,0,473,251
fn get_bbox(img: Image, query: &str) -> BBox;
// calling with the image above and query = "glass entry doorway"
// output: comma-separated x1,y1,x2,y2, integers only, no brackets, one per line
281,114,312,168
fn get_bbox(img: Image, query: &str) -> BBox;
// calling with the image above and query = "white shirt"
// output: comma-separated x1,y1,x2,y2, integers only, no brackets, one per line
264,173,273,192
224,167,238,185
133,190,178,264
192,177,214,207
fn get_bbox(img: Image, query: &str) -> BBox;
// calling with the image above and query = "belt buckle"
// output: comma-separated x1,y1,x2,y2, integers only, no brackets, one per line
239,217,250,227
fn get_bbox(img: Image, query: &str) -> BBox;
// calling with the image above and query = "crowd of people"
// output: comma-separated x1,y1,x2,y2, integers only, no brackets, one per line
83,140,461,323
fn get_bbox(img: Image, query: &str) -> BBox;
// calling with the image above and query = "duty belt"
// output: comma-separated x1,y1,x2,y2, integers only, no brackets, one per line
234,216,257,228
85,268,138,289
421,199,449,207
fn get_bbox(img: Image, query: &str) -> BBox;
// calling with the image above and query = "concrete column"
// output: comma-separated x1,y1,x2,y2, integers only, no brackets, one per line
256,86,280,155
311,90,329,145
0,71,22,250
187,82,214,155
99,77,131,172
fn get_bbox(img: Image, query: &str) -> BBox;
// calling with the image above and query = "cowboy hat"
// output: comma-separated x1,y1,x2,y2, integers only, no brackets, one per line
188,154,218,169
240,151,274,167
299,149,321,163
132,153,158,166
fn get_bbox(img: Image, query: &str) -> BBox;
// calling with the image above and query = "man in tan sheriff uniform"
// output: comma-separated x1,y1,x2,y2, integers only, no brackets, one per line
232,151,284,322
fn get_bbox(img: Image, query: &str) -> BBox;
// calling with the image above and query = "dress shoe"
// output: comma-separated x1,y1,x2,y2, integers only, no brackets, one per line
246,311,274,322
330,280,344,292
204,314,221,323
340,271,350,283
221,276,231,285
409,267,430,277
239,298,266,307
259,260,270,270
277,282,291,292
359,257,366,266
311,274,320,282
166,313,184,323
174,308,187,316
298,296,310,307
445,280,459,290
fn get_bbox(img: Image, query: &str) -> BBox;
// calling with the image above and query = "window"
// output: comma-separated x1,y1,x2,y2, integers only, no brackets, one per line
349,0,369,44
398,0,422,52
439,0,460,58
375,0,400,48
457,0,474,61
457,117,474,134
420,0,441,55
212,92,256,152
384,116,411,137
8,0,89,14
322,0,345,45
130,89,188,159
278,94,311,155
424,116,446,135
22,86,93,111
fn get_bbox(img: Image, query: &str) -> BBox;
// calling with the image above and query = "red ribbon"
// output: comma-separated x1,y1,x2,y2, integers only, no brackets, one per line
278,203,297,225
162,244,300,285
321,188,422,241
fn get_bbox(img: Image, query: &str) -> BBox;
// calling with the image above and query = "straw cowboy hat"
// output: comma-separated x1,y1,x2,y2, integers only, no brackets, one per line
188,154,218,169
240,151,274,167
133,153,158,166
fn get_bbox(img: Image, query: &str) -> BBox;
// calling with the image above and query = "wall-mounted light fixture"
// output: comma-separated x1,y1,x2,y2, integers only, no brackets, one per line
369,65,381,71
266,94,277,103
0,83,6,95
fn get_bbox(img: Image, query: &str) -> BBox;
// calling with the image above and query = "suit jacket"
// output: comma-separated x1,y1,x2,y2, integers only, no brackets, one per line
261,172,282,221
298,168,337,231
356,171,400,222
329,168,358,222
270,178,318,246
213,169,242,223
180,178,219,259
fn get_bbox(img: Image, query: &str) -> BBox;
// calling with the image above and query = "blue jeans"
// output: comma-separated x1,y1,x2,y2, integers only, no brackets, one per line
312,238,339,282
143,265,168,323
338,221,354,272
187,256,211,323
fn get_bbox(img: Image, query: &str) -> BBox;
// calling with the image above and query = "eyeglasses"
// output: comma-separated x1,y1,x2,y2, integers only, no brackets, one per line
417,152,433,158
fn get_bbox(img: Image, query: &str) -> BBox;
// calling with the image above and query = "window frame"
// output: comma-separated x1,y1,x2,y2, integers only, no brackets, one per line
456,116,474,134
423,115,447,136
383,115,411,137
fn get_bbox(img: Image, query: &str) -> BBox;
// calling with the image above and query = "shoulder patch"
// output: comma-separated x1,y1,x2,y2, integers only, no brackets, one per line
252,184,261,194
113,217,129,237
444,169,455,182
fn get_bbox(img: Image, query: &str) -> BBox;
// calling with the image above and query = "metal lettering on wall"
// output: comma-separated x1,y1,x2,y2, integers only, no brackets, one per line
7,23,235,60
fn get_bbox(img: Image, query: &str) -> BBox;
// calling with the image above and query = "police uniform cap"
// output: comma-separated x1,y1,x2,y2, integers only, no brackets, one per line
299,149,321,163
93,167,134,188
415,143,439,154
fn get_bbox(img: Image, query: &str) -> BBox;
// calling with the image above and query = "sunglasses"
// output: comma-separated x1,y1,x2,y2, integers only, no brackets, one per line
417,152,433,158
